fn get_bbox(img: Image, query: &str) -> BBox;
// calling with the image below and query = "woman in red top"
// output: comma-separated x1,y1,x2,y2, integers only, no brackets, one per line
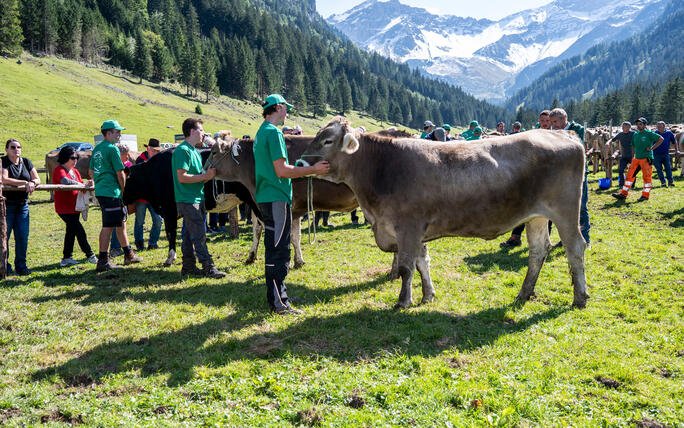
53,146,97,267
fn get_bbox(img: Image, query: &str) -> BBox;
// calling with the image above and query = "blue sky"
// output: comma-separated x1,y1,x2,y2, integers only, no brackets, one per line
316,0,553,20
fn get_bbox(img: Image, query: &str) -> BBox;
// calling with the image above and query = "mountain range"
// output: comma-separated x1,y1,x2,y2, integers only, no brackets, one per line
327,0,669,103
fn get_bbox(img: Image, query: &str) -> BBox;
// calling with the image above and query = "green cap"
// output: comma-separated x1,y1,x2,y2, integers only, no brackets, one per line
474,127,482,134
101,120,125,131
262,94,293,112
442,124,451,130
470,120,479,127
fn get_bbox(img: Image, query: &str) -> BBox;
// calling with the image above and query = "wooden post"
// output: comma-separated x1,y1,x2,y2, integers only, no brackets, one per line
228,207,239,239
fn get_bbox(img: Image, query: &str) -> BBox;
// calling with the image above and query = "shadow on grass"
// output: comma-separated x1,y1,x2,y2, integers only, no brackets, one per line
463,246,564,273
657,206,684,228
31,301,569,386
4,266,181,289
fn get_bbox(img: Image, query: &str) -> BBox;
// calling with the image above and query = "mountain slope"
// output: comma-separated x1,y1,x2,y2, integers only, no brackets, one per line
327,0,668,102
506,1,684,111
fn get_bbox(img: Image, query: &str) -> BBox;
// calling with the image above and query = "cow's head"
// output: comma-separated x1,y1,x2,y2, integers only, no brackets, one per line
298,116,359,182
206,135,248,182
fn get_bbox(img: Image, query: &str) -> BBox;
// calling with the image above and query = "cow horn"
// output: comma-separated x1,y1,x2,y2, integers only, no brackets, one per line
342,133,359,154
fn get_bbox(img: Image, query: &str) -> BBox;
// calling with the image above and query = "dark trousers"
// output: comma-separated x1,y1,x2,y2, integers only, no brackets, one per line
315,211,329,226
511,220,553,238
259,201,291,310
653,153,673,185
58,213,93,259
209,212,228,229
177,202,213,268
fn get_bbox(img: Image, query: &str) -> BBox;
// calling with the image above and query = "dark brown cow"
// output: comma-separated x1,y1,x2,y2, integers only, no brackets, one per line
207,135,358,267
299,117,589,309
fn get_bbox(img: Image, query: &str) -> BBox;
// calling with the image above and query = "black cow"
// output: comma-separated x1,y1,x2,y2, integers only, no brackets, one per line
123,148,259,266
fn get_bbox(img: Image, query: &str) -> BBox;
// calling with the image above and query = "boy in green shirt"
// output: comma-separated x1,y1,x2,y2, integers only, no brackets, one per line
89,120,142,272
613,117,663,201
254,94,329,315
172,118,226,278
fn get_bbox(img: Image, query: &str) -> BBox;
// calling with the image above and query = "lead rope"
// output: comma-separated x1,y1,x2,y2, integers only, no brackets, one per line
306,176,317,244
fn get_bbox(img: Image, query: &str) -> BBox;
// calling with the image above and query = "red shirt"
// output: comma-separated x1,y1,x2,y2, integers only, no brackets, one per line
53,165,83,214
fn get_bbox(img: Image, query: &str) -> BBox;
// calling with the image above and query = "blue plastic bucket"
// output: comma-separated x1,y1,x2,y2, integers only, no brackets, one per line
598,178,611,190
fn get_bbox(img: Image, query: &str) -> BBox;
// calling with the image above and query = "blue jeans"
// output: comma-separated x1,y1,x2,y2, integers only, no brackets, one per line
5,202,30,272
134,202,162,246
618,157,631,187
653,153,673,185
580,173,590,245
110,227,121,250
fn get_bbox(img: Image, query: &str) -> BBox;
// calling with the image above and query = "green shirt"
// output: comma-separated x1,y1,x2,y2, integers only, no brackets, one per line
466,134,481,141
632,130,660,159
461,129,474,140
420,131,428,139
254,121,292,204
90,140,124,198
172,141,204,204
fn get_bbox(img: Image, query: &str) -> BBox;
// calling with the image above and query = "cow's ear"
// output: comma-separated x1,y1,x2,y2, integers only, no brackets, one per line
341,133,359,154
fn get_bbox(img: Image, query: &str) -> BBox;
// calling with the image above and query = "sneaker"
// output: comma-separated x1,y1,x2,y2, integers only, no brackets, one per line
611,193,626,200
96,260,122,273
668,182,675,187
500,237,522,248
85,254,98,264
637,196,649,202
147,244,159,250
272,305,303,315
135,241,145,252
202,265,227,279
60,257,80,267
124,251,143,265
109,248,124,257
180,266,203,277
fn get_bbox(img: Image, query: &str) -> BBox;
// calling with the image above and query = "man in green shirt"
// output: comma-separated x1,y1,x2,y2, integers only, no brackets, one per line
612,117,663,201
461,120,479,139
172,118,226,278
89,120,142,272
255,94,329,315
420,121,434,139
466,126,483,141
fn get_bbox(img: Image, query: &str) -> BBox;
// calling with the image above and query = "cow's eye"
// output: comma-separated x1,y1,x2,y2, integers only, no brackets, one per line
323,139,333,146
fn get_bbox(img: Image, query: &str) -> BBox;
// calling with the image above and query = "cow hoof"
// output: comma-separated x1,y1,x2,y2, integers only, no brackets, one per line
388,271,400,281
421,294,435,305
245,254,256,265
393,300,413,310
573,293,590,309
514,290,536,304
163,250,176,267
293,260,305,269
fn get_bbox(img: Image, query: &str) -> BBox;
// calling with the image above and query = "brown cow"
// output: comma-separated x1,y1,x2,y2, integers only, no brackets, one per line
207,135,358,267
298,117,589,309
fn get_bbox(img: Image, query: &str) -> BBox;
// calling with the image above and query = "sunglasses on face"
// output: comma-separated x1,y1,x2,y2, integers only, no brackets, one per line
70,156,79,160
9,146,21,150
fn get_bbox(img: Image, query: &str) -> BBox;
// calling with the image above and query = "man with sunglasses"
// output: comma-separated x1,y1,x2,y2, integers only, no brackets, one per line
89,120,142,272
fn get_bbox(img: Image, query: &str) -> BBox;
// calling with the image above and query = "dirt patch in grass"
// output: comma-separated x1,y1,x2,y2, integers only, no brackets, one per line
294,407,324,426
41,409,83,424
346,390,366,409
250,336,283,356
153,406,170,414
447,356,469,368
363,266,390,278
595,375,621,389
0,407,21,423
64,372,95,388
96,385,146,398
635,417,665,428
653,367,673,378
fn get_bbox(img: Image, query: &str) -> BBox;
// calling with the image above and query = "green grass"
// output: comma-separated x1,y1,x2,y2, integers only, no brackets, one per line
1,54,683,426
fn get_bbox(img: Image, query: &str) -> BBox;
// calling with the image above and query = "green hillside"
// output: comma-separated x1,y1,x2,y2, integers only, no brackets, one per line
0,54,404,167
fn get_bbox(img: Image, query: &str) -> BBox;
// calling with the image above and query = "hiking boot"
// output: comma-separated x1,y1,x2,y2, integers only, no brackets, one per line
180,266,203,277
96,258,122,273
611,193,626,200
60,257,80,267
272,305,303,315
202,265,227,279
124,251,143,265
668,182,675,187
135,241,145,252
500,237,521,248
637,196,649,202
147,244,159,250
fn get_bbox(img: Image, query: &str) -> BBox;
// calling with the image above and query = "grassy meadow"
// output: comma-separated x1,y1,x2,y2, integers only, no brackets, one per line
0,54,683,426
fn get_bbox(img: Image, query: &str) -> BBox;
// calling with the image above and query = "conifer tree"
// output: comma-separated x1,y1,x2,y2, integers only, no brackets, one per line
0,0,24,56
133,30,153,83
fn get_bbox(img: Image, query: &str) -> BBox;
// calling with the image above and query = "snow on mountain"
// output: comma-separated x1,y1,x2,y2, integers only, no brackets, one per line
326,0,668,103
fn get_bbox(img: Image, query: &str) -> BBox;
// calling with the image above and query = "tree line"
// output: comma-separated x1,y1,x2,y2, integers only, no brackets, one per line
0,0,510,129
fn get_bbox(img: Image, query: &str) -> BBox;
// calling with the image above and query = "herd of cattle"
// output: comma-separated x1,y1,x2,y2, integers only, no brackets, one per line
41,120,617,308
